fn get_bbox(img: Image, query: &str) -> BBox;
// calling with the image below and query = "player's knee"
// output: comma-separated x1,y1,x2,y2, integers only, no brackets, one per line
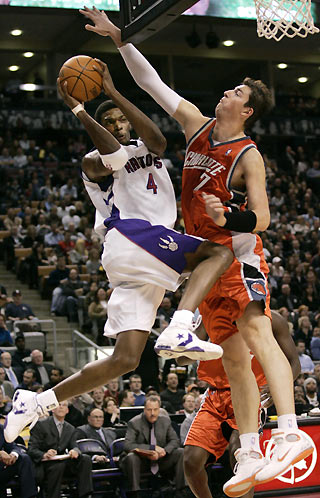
184,446,204,476
212,243,233,268
110,350,140,373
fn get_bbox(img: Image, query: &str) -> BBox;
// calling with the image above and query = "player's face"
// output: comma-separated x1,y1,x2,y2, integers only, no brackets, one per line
216,84,252,120
101,108,131,145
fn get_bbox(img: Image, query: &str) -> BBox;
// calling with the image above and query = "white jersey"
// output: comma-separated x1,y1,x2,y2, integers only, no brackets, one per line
82,139,177,237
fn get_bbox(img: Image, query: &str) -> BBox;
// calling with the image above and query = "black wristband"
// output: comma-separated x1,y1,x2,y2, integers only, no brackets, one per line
223,210,257,233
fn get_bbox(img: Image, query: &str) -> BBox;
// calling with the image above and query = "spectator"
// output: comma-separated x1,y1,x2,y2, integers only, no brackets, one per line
89,387,105,410
160,373,185,413
88,287,109,345
145,386,175,414
294,316,313,351
119,389,135,407
13,146,28,168
62,206,80,230
304,377,319,407
76,406,116,462
5,290,36,325
25,241,49,289
3,207,22,232
0,295,8,316
44,367,64,391
157,295,175,323
310,327,320,360
0,351,21,387
294,385,308,405
65,400,84,428
129,374,146,406
313,364,320,392
296,340,315,374
49,256,70,312
11,334,31,371
29,350,53,386
0,366,14,399
3,226,23,271
55,269,84,322
276,284,299,311
120,396,187,498
179,393,196,418
103,397,120,427
0,423,37,498
85,248,101,274
0,388,12,415
58,230,75,256
44,222,64,247
60,178,77,199
17,368,36,391
104,378,119,405
0,313,13,346
28,401,93,498
68,238,88,265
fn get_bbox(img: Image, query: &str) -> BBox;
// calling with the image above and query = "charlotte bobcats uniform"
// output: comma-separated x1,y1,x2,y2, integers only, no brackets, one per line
185,318,266,460
82,139,203,337
181,118,271,325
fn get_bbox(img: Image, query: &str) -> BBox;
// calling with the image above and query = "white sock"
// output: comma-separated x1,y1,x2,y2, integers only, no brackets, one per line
277,414,298,431
240,433,261,453
171,310,194,325
37,389,59,411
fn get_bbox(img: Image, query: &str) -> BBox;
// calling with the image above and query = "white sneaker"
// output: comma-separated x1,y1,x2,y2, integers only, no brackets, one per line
154,319,223,361
4,389,46,442
223,448,266,498
255,428,314,484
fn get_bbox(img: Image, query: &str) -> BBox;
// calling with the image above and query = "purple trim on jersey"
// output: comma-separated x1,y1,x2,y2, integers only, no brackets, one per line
104,217,203,274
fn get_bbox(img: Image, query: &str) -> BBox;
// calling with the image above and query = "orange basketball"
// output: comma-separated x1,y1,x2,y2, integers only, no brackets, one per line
59,55,103,102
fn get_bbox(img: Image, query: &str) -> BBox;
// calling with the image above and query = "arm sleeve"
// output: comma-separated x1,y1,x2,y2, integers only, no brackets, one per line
118,44,182,116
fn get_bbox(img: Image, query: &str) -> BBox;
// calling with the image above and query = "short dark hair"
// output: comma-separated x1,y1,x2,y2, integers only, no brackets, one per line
118,389,131,406
144,395,160,407
84,406,103,420
129,374,141,383
94,100,118,125
242,77,273,130
51,367,64,376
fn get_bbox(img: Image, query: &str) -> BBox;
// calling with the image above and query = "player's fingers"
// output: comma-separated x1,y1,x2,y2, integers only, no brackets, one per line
85,24,96,32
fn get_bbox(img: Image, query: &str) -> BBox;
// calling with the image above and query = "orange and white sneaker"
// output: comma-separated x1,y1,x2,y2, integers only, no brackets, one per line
255,428,314,484
223,448,266,497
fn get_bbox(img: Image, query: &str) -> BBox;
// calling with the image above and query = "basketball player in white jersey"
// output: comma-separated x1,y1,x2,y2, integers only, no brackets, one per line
4,60,233,443
76,8,314,496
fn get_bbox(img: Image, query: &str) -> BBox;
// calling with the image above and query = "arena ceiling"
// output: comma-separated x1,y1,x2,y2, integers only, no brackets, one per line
0,6,320,96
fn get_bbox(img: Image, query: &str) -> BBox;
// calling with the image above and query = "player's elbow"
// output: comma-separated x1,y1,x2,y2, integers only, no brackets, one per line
254,211,270,232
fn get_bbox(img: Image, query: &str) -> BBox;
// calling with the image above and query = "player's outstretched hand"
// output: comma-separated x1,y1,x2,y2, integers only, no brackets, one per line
57,78,81,110
202,192,226,227
79,6,123,46
93,59,115,97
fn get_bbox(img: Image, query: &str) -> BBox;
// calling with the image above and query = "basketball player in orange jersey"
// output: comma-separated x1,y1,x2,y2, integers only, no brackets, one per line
178,311,300,498
79,7,314,496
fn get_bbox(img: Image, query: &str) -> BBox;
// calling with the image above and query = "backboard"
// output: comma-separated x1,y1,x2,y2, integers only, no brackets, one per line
120,0,199,43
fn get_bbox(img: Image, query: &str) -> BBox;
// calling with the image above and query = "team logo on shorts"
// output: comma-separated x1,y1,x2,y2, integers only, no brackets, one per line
264,431,317,484
225,149,232,156
159,235,178,251
250,281,266,296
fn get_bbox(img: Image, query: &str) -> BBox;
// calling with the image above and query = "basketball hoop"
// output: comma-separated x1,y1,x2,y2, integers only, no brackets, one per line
254,0,319,41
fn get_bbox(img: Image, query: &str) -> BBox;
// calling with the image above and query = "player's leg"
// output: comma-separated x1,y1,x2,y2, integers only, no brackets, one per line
178,241,233,311
184,445,212,498
235,302,313,485
155,240,232,360
220,329,265,497
228,430,254,498
4,282,163,442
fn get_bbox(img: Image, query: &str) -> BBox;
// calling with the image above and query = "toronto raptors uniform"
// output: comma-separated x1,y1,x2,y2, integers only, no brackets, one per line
82,139,203,337
181,118,271,327
185,320,267,459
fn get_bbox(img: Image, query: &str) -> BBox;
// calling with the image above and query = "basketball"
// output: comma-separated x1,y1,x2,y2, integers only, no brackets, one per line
59,55,103,102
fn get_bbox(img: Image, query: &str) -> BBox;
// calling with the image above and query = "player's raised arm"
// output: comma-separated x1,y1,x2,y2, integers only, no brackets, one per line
79,6,209,140
57,77,128,180
94,59,166,156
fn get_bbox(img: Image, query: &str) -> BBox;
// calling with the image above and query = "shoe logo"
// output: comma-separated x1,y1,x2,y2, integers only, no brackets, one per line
263,430,317,484
158,235,178,251
277,449,290,462
177,332,193,347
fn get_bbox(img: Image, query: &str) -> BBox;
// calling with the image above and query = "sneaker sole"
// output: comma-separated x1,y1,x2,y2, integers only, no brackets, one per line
223,474,257,498
255,446,314,485
154,346,223,360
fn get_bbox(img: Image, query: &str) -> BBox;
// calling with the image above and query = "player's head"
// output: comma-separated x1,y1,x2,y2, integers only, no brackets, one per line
95,100,131,145
216,78,273,130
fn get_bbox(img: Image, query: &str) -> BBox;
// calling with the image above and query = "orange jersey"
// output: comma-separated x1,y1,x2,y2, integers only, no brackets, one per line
181,118,257,240
197,356,266,391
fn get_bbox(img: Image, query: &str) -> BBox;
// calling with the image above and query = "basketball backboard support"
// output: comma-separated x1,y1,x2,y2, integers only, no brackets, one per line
120,0,199,43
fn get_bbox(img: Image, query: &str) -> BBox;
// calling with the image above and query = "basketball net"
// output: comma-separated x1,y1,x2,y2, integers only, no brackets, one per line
254,0,319,41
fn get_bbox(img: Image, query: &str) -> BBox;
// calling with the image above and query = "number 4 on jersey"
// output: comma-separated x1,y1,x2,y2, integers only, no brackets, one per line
146,173,158,194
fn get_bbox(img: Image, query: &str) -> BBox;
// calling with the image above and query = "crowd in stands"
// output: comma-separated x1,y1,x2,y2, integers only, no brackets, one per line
1,94,320,495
